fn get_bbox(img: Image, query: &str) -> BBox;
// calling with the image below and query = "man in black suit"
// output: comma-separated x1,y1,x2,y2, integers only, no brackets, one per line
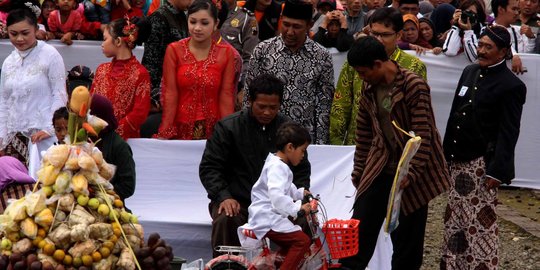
441,25,527,269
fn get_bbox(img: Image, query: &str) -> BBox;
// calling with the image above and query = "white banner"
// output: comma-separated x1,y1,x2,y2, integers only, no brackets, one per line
125,139,393,267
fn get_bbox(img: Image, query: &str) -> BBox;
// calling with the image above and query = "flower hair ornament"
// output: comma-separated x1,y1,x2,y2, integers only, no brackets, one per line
24,2,41,18
121,15,138,49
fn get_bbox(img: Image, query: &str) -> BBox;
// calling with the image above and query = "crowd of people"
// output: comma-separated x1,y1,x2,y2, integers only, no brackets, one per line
0,0,533,268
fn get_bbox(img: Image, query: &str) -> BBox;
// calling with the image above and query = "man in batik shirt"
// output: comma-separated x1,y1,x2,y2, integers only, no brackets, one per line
244,0,335,144
329,7,427,145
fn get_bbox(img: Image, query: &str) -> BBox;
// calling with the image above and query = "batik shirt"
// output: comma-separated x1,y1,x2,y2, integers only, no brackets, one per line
329,48,427,145
244,36,335,144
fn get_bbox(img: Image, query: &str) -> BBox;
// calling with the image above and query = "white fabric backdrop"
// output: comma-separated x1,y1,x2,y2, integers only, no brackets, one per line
125,139,393,268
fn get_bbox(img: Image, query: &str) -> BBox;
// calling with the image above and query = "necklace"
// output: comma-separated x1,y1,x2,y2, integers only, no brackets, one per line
17,42,38,65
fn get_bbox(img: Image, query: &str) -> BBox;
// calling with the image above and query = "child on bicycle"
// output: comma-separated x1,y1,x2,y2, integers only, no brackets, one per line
238,121,312,269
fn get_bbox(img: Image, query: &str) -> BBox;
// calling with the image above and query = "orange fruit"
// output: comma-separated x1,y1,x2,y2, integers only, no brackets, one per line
109,235,118,243
72,257,82,267
111,221,121,230
32,236,43,247
99,247,111,258
43,243,56,256
38,239,47,249
113,228,122,237
63,255,73,265
102,241,114,250
53,249,65,262
37,228,46,238
113,199,124,208
92,251,102,262
81,255,93,267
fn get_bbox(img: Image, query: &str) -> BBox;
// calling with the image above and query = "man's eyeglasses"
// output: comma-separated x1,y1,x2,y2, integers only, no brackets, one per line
369,30,396,39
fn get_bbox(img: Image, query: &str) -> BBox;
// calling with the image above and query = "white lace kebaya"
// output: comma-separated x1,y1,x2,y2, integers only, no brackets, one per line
0,40,67,148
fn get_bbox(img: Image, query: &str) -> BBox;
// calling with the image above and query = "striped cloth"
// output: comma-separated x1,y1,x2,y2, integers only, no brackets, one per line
352,64,450,215
0,183,36,214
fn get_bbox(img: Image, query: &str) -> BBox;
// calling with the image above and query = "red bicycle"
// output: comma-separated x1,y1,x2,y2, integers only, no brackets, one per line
205,195,360,270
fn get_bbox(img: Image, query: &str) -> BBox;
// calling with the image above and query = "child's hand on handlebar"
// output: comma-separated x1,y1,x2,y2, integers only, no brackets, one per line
301,202,311,214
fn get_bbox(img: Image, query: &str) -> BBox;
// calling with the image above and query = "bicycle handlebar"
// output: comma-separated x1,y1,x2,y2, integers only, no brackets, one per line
297,194,320,218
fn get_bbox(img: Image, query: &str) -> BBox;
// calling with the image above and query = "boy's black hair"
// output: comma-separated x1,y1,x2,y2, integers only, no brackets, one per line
66,65,94,97
369,7,403,33
348,36,389,68
52,107,69,123
275,122,311,151
491,0,510,17
248,74,285,103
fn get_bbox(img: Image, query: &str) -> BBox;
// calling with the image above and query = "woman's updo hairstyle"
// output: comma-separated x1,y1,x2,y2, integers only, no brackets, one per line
7,0,41,28
108,16,141,50
187,0,219,22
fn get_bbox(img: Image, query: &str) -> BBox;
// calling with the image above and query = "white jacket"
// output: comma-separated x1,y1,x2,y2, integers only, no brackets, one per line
237,153,305,246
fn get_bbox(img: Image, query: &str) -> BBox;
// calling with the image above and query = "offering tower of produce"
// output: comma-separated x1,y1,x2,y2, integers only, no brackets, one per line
0,87,174,270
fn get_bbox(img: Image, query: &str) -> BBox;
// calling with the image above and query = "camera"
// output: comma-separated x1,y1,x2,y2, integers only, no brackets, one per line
461,10,478,25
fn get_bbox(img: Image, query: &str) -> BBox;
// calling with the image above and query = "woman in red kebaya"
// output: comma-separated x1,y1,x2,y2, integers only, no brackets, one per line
155,0,239,140
91,16,150,140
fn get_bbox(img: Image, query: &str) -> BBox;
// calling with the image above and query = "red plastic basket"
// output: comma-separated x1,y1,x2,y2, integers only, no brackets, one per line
322,219,360,259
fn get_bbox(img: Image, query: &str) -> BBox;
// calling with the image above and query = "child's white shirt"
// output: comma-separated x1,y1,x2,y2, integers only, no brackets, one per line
237,153,305,245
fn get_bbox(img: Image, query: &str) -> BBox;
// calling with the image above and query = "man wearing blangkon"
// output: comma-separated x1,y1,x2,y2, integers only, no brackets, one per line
441,25,526,270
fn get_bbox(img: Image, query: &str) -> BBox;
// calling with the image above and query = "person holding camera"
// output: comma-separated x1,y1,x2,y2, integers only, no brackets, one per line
313,10,354,51
442,0,486,61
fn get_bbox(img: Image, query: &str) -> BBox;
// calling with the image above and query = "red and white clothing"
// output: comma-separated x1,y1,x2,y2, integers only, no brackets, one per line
238,153,305,243
156,37,239,140
91,56,151,139
47,10,82,33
